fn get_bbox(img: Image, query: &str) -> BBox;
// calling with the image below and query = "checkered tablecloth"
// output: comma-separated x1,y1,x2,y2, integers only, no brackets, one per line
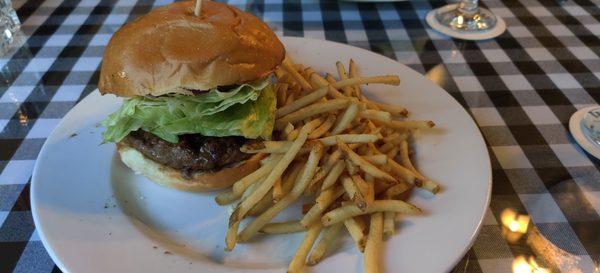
1,0,599,272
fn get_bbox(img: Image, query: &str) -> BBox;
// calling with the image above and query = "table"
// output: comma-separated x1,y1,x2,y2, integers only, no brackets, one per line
0,0,598,272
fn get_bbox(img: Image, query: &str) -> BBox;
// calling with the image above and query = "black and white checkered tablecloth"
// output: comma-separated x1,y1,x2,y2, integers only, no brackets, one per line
0,0,599,272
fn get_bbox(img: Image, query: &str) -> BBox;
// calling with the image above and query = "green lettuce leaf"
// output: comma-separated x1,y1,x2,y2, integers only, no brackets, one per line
101,80,275,143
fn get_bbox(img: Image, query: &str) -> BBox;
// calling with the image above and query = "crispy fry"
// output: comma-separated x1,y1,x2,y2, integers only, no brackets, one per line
318,134,379,146
386,146,399,159
215,154,282,205
260,221,306,234
320,160,345,190
345,159,359,176
352,175,374,205
321,200,422,226
365,212,383,273
304,68,318,86
309,73,345,99
308,114,336,139
360,109,392,122
375,120,435,130
242,134,377,155
276,86,328,118
239,143,324,242
331,102,359,135
383,211,396,238
421,180,441,194
364,154,388,166
384,183,410,198
386,158,419,185
283,58,313,91
273,177,283,202
301,186,345,227
344,217,366,252
276,84,288,107
247,189,274,216
310,72,329,88
399,141,440,194
282,122,294,138
225,220,240,251
275,99,350,130
327,85,346,99
288,128,300,141
348,59,361,97
217,60,440,269
342,175,365,208
337,138,396,183
308,222,344,265
382,132,400,144
364,99,408,116
231,121,317,223
240,141,292,154
332,75,400,89
310,149,342,186
275,68,285,79
325,73,337,85
336,61,354,96
288,223,322,273
378,142,395,154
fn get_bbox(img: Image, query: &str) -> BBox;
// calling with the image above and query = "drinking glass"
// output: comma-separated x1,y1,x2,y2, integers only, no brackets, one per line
433,0,496,32
0,0,20,55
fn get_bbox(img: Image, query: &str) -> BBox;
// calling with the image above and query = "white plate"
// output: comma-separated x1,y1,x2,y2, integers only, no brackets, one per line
569,106,600,160
31,37,491,273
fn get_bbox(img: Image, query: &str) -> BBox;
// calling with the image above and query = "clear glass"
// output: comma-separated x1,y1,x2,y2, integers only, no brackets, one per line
434,0,496,32
0,0,20,55
583,107,600,144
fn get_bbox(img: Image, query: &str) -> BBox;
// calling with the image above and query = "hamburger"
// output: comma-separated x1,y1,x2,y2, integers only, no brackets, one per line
99,1,285,191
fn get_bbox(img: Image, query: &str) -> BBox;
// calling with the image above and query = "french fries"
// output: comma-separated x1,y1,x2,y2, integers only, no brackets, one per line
308,114,336,139
344,217,367,252
321,200,422,226
276,99,350,130
365,212,383,273
320,160,345,190
342,175,365,208
230,121,316,224
360,109,392,122
331,102,359,134
288,223,322,273
338,138,396,183
399,140,440,194
308,222,344,265
336,61,354,96
261,221,306,234
283,58,312,91
215,154,283,205
318,134,379,146
383,211,396,237
276,86,328,118
239,143,324,242
364,154,388,166
301,186,345,227
217,59,440,272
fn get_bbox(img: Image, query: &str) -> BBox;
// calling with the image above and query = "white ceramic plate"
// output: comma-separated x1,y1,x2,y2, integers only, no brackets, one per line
31,37,491,273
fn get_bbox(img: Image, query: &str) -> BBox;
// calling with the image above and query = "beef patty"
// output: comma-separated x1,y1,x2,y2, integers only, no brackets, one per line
123,130,251,178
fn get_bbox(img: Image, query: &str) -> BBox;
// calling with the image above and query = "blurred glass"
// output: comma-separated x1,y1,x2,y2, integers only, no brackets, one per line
434,0,496,32
583,107,600,144
0,0,20,55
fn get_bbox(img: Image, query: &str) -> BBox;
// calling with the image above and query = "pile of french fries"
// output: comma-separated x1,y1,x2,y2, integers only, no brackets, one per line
214,57,440,273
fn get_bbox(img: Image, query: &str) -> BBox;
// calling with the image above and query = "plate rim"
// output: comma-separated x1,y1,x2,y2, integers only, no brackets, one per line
31,36,492,273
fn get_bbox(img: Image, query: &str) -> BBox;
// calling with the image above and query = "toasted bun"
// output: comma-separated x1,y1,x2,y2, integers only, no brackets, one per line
99,0,285,97
117,143,261,192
